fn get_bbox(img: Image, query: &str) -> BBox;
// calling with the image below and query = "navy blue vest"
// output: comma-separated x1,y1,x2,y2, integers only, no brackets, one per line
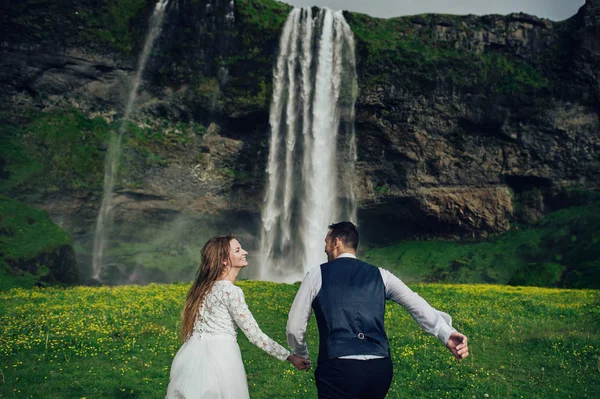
312,257,390,365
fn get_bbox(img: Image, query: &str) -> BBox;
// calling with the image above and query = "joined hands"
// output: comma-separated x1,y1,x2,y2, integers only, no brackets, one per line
287,354,311,371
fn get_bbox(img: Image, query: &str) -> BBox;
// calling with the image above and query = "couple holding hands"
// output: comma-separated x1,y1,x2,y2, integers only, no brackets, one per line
166,222,469,398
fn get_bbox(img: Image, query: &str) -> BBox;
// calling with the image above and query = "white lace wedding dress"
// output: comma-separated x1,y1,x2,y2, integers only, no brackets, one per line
166,280,290,399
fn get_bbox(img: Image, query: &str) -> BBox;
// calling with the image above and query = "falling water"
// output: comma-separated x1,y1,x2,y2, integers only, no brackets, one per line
203,0,236,109
225,0,235,28
259,8,358,282
91,0,170,280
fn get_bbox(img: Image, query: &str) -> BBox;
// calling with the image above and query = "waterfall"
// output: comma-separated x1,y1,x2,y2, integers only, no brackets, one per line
91,0,170,280
225,0,235,28
259,8,358,282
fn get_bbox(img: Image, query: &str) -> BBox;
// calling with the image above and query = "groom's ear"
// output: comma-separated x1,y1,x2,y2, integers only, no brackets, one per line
333,237,342,248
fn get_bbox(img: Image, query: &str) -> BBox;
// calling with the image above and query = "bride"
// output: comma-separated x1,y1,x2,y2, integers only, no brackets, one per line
166,235,309,398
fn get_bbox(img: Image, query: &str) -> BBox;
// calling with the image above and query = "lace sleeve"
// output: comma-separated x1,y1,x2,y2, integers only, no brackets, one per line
224,285,291,361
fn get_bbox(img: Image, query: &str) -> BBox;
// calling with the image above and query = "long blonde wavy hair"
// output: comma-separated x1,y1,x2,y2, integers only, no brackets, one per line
180,235,235,341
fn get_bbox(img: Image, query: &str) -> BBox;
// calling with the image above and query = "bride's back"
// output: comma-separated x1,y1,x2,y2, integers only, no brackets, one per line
192,280,239,339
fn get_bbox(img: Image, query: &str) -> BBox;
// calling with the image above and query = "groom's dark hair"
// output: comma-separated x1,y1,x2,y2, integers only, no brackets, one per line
328,221,359,250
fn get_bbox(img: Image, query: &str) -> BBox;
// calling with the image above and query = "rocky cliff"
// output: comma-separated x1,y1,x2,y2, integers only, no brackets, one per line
1,0,599,281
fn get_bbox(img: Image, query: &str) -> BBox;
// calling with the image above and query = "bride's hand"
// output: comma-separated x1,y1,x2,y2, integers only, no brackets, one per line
287,354,311,371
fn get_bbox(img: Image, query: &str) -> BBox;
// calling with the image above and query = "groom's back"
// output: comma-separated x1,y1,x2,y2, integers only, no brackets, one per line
312,258,390,364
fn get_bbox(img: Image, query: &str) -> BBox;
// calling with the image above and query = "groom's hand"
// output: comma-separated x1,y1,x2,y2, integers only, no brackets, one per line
298,357,311,371
287,354,311,371
445,331,469,361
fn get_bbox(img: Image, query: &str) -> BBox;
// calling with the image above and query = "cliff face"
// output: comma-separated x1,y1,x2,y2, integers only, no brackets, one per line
347,3,600,239
1,0,599,246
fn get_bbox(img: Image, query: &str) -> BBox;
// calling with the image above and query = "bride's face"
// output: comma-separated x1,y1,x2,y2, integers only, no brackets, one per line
228,239,248,269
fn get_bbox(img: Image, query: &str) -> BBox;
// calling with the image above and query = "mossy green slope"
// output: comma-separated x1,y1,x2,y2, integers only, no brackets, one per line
0,110,112,195
0,109,205,197
0,197,78,290
363,194,600,289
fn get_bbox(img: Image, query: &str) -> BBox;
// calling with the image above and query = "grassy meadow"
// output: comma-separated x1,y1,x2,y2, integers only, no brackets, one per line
1,282,598,398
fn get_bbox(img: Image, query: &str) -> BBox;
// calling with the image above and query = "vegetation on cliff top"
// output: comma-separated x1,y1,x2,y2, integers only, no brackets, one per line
236,0,291,33
1,0,555,110
345,12,549,95
221,1,552,112
218,0,292,113
1,0,152,54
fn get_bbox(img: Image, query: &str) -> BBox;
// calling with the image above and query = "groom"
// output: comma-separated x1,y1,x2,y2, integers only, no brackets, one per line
286,221,469,398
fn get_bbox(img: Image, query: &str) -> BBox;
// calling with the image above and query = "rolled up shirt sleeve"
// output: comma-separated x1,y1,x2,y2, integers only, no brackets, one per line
286,270,318,359
380,268,456,345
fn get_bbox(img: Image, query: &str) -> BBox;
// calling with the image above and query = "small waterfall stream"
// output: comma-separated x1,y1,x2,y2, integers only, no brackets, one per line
91,0,170,280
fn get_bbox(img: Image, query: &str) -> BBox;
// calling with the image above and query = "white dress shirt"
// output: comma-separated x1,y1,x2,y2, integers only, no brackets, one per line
286,253,456,360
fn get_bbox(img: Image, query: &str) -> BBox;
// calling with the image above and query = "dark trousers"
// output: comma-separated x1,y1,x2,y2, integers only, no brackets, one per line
315,357,393,399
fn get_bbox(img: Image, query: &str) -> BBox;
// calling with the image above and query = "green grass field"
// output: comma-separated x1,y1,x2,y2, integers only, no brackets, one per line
1,282,598,398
